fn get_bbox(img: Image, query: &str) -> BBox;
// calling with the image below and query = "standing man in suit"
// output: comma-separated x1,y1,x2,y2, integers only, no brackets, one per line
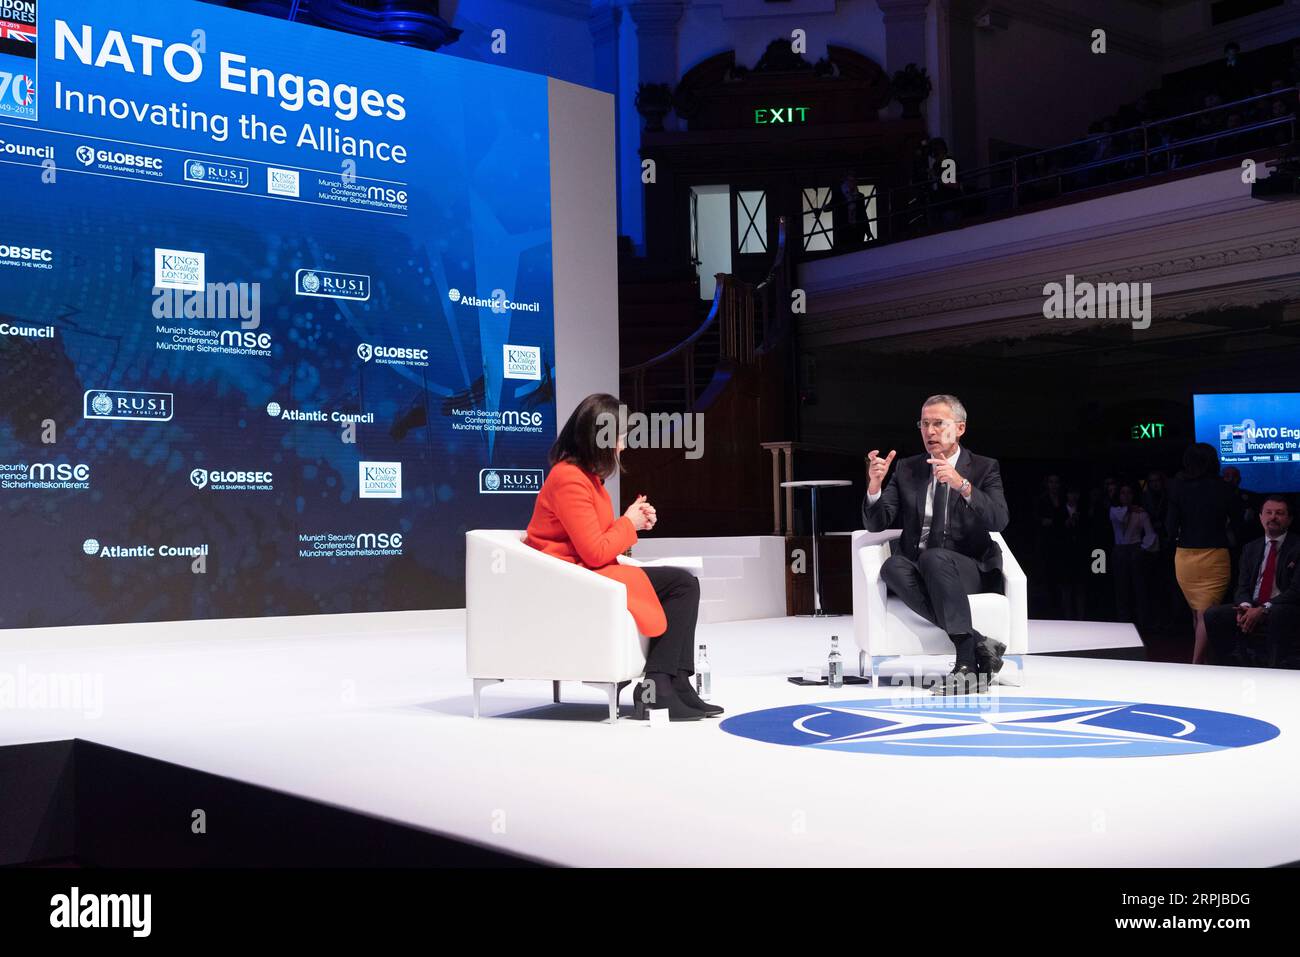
1205,496,1300,667
863,394,1011,694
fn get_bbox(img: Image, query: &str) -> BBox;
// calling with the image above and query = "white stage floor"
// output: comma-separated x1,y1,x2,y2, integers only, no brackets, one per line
1,612,1296,867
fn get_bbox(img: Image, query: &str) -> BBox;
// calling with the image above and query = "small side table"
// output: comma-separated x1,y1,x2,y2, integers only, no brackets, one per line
780,479,852,617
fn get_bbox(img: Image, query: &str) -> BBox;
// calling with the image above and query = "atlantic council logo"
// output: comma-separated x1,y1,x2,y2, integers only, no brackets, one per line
719,696,1281,758
448,287,541,314
295,268,370,301
83,389,173,422
478,468,543,494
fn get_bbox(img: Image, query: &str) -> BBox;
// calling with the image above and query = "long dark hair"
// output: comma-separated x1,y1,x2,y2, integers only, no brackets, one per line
1180,442,1220,481
549,393,622,479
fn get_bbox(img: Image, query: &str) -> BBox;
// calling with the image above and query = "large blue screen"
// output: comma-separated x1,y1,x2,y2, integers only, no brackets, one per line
1193,393,1300,493
0,0,556,627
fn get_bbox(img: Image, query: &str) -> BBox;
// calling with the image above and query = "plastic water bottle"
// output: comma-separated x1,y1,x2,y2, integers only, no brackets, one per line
828,635,843,688
695,644,712,700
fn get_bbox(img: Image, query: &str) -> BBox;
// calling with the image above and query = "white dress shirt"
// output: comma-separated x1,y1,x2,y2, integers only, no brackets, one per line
867,446,963,551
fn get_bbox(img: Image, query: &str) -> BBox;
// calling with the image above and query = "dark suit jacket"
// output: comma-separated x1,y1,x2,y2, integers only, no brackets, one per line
1234,534,1300,605
861,448,1010,575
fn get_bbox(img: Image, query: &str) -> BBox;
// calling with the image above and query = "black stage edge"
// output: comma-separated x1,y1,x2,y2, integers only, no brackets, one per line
0,740,540,868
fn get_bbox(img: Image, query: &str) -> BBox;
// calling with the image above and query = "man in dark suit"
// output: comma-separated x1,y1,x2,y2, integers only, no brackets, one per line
863,394,1010,694
1205,496,1300,668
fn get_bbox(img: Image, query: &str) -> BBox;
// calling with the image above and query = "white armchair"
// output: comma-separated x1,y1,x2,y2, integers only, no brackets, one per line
465,529,650,723
850,529,1028,685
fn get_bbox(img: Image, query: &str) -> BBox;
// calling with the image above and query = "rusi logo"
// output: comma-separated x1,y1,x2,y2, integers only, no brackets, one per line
50,886,151,938
596,404,705,461
479,468,543,494
84,389,173,422
154,247,205,291
503,344,541,380
267,166,300,197
1042,273,1152,330
296,269,371,301
359,461,401,498
184,157,250,189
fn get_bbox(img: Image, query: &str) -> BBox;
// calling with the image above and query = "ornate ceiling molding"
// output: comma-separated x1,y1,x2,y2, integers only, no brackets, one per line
798,191,1300,351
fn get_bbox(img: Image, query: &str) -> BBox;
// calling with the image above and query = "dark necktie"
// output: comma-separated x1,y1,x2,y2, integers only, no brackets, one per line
1256,540,1278,603
927,478,949,550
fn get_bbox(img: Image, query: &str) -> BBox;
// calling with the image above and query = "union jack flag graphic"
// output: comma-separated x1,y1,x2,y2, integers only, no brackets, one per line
0,20,36,44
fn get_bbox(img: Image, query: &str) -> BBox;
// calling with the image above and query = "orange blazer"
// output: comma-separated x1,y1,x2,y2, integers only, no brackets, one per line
524,460,667,637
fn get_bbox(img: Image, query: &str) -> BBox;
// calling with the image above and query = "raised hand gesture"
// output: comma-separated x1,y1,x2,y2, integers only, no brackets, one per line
866,449,896,495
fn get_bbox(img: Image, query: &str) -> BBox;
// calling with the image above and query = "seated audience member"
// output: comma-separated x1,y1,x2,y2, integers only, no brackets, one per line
1205,496,1300,667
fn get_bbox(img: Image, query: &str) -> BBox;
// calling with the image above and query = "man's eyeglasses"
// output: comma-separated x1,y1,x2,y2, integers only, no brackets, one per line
917,419,955,431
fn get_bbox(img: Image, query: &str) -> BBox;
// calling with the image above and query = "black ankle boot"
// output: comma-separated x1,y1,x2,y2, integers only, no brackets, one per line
672,674,723,716
631,674,705,721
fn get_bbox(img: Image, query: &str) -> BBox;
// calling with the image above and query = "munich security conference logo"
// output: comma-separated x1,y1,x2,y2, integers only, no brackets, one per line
719,697,1280,758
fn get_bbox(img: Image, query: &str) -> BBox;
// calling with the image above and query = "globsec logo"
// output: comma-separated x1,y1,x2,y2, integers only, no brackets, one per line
357,341,428,367
75,145,163,172
295,269,371,301
719,697,1281,758
190,468,208,489
478,468,543,494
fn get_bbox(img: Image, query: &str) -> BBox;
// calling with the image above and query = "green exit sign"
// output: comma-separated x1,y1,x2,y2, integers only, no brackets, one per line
754,106,809,125
1131,422,1165,440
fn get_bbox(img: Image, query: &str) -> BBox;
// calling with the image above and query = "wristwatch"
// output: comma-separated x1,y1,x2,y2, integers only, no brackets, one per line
958,479,971,496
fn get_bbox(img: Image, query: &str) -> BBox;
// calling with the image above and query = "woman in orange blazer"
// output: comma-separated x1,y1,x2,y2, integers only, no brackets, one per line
525,393,722,721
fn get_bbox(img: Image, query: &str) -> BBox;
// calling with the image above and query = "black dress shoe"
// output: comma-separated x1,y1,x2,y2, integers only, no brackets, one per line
671,675,724,716
932,664,989,696
975,633,1007,677
630,681,705,721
